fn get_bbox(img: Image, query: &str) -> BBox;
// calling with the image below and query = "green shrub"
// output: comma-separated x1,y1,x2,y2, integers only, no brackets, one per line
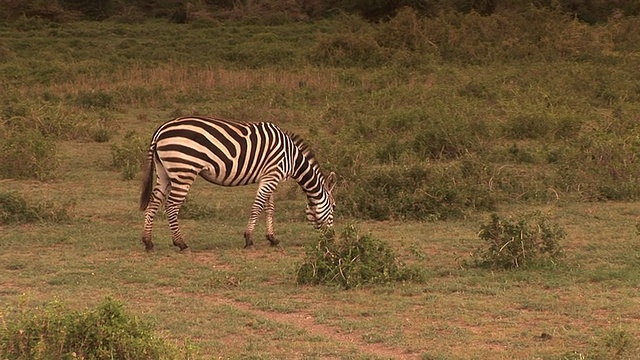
111,131,147,180
0,127,57,180
0,298,185,359
0,191,71,225
296,225,426,289
340,164,495,221
469,212,565,270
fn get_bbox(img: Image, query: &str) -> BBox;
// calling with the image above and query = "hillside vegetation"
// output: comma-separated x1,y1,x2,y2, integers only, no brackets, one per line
1,5,639,221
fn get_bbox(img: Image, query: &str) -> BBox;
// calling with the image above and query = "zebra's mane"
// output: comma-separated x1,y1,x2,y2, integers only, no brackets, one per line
285,131,320,169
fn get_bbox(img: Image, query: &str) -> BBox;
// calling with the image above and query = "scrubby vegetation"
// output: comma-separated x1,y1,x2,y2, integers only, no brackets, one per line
468,212,565,269
0,298,186,359
0,192,71,225
297,225,426,288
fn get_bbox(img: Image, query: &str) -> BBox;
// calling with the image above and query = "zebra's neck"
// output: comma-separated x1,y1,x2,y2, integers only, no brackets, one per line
289,141,327,204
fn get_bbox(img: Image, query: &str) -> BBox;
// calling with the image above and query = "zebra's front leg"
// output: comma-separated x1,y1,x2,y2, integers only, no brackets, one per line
264,195,279,246
244,182,276,248
243,207,260,248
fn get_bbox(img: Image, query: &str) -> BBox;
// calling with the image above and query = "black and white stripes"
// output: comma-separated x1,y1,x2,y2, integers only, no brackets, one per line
139,116,336,251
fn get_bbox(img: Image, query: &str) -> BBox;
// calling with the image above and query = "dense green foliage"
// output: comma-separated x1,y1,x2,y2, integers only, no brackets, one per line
0,298,184,359
297,225,425,288
469,212,565,269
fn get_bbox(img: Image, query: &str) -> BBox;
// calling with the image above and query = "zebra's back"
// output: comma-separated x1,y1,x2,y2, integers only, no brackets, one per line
152,116,292,187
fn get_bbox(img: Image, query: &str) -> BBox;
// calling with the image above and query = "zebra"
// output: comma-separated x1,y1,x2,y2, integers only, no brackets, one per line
139,116,336,252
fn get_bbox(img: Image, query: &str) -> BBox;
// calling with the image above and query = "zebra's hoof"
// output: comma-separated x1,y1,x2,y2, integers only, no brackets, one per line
180,247,191,254
266,234,280,246
143,241,154,252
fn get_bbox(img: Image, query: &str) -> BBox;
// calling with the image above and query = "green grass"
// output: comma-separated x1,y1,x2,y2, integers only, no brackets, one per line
1,11,640,359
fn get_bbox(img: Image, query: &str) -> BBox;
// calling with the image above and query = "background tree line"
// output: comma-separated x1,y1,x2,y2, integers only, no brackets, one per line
1,0,638,23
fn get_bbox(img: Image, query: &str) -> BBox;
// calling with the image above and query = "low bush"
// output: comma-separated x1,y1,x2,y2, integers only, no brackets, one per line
0,191,71,225
111,131,147,180
340,164,495,221
0,298,185,359
296,225,426,289
468,212,565,270
0,127,57,180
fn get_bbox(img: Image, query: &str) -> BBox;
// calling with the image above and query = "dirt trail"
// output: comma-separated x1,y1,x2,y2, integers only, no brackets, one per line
160,287,418,359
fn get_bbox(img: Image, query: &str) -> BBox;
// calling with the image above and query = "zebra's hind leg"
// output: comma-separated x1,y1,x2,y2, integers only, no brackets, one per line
243,231,254,249
141,178,170,252
165,184,191,252
166,198,189,251
265,195,279,246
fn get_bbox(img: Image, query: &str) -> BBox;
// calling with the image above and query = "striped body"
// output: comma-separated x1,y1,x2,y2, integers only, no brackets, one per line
139,116,336,251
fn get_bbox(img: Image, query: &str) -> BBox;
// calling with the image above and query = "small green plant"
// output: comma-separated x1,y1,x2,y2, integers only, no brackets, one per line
469,212,565,269
0,297,186,359
91,124,112,143
111,131,147,180
296,225,425,289
0,191,71,225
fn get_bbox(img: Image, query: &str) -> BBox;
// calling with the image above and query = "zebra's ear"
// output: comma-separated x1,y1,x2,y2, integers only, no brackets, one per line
325,171,337,193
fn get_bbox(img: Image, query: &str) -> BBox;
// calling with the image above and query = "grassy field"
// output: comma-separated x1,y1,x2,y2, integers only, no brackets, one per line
1,10,640,359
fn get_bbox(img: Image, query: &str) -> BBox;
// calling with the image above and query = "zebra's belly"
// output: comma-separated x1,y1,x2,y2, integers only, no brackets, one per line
199,167,258,187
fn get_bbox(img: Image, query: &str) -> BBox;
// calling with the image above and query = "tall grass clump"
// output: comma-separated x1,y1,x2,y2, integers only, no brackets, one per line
0,191,71,225
296,225,426,289
0,298,187,360
468,212,565,270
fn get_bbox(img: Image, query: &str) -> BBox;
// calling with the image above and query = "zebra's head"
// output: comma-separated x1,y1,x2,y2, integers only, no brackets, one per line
306,172,337,229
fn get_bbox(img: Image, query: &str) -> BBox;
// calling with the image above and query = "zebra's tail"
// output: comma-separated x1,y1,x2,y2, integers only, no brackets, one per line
139,143,156,211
